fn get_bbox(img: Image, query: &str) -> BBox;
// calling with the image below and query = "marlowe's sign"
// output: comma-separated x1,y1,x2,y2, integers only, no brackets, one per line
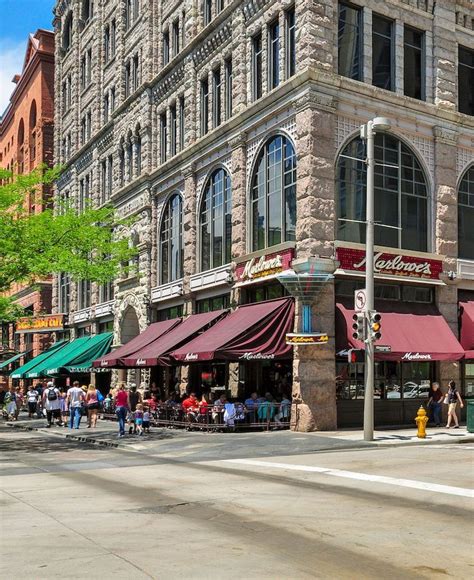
235,248,294,283
336,247,443,281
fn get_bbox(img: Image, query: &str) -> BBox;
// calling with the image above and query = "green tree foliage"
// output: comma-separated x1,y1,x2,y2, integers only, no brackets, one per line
0,167,135,321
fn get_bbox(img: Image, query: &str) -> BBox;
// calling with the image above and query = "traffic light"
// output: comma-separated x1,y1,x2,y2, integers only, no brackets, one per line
352,312,366,341
348,348,365,363
368,311,382,341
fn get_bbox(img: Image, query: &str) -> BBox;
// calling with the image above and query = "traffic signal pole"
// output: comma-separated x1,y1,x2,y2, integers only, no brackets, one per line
363,120,375,442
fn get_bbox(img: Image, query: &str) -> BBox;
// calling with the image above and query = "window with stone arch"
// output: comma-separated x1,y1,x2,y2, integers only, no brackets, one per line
17,119,25,174
29,100,37,163
250,134,297,252
200,167,232,271
336,133,429,252
63,13,73,51
458,165,474,260
159,193,183,284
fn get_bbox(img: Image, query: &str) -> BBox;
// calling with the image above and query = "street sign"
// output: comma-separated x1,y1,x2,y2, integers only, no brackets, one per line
354,289,367,312
375,345,391,353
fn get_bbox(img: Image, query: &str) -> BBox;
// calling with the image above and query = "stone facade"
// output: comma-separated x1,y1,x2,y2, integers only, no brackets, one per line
53,0,474,429
0,30,55,386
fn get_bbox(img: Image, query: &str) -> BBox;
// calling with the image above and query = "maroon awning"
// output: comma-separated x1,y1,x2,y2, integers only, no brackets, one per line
92,319,181,368
171,298,295,362
336,302,464,362
121,310,227,367
460,301,474,359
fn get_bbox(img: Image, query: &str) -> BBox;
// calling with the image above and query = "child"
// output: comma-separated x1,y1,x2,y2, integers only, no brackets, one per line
135,403,144,436
127,410,135,434
103,393,113,414
143,406,151,434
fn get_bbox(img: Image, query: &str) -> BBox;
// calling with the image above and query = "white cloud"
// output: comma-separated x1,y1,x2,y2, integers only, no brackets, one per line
0,40,26,116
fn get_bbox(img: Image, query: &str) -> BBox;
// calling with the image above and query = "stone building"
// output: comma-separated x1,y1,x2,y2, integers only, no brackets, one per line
0,29,55,386
53,0,474,429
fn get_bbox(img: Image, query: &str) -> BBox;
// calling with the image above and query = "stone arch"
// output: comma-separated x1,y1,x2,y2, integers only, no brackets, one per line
120,305,140,345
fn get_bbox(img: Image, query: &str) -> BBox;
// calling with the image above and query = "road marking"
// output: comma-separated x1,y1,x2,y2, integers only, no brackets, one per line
223,459,474,499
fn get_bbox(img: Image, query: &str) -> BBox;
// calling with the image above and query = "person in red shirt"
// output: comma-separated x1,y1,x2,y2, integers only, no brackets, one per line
182,393,199,425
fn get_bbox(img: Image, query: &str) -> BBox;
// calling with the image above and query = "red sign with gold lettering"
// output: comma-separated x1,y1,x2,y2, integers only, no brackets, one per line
16,315,64,333
336,247,443,281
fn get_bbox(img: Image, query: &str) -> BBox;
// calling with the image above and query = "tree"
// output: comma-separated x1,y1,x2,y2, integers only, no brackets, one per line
0,167,135,322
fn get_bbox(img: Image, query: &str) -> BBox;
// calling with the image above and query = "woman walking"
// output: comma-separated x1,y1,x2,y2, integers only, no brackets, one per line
446,380,464,429
86,384,100,428
114,383,129,437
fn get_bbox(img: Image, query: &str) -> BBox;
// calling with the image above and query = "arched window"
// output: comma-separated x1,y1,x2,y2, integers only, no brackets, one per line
63,13,73,50
159,194,183,284
29,100,37,162
200,168,232,271
17,119,25,174
82,0,93,22
251,134,297,251
458,166,474,259
336,133,429,251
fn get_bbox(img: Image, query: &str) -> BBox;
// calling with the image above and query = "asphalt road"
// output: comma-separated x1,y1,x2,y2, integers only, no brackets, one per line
1,424,473,579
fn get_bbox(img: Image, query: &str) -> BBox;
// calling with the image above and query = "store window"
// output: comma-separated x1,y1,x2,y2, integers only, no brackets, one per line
200,168,232,271
464,363,474,397
243,282,287,304
98,320,113,333
336,133,429,251
458,165,474,260
77,326,91,337
159,194,183,284
338,2,362,81
196,294,230,313
251,135,297,251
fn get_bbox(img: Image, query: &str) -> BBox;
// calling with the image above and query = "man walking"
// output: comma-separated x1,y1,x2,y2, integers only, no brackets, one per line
67,381,85,429
42,382,63,427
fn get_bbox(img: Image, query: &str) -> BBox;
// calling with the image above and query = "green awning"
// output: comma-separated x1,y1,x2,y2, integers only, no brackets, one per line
35,333,113,377
63,333,113,374
10,341,68,379
0,350,31,373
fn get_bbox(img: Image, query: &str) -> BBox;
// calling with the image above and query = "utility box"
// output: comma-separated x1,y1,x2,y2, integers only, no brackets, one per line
467,400,474,433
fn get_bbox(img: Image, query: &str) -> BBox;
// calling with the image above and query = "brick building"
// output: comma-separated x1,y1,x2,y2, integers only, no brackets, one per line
0,29,55,386
52,0,474,429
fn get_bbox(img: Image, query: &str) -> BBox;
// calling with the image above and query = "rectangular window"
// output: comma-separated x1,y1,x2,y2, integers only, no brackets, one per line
372,14,393,91
216,0,225,14
204,0,212,26
59,274,70,314
107,155,113,196
80,55,86,89
338,2,362,80
163,30,170,65
100,282,114,304
200,77,209,135
285,7,296,78
252,32,263,100
110,87,116,112
132,54,139,91
86,48,92,85
404,26,424,100
111,20,116,56
125,62,131,97
78,280,91,309
172,20,180,57
101,160,107,204
170,103,177,157
459,46,474,116
62,81,67,110
104,26,110,62
103,93,109,123
67,76,72,108
212,68,221,128
224,58,232,119
179,95,185,151
268,20,280,89
160,113,167,163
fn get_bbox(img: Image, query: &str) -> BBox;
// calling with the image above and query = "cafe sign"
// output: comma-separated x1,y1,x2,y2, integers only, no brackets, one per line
235,248,294,284
16,314,64,334
286,333,329,346
336,247,443,281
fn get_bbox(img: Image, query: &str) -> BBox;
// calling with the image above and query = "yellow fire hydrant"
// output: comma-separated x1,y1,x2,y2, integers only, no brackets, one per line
415,406,429,438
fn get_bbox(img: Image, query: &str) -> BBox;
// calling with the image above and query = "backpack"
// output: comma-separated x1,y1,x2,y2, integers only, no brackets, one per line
96,390,104,403
47,388,58,401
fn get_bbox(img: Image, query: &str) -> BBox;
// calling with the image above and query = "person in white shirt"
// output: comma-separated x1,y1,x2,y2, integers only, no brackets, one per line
26,385,39,418
42,382,63,428
66,381,85,429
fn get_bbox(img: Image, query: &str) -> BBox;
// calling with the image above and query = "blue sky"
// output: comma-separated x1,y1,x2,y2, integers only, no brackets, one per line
0,0,54,112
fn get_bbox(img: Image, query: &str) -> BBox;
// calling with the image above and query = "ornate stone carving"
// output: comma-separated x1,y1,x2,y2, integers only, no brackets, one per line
433,126,458,146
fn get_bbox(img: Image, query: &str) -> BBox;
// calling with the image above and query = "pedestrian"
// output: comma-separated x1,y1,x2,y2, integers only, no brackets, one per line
143,406,151,433
59,388,67,426
114,383,129,437
66,380,86,429
445,380,464,429
85,384,100,428
129,384,141,412
428,382,443,427
26,385,40,418
42,382,63,428
3,386,17,420
134,403,144,436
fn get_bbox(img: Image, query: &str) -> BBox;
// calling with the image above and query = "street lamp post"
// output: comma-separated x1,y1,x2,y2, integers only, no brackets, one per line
360,117,391,442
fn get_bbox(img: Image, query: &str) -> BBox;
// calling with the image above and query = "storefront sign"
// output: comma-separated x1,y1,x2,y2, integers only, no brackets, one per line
136,359,147,366
401,352,432,361
239,352,276,360
286,333,329,345
184,353,199,361
336,247,443,281
235,248,294,284
16,315,64,334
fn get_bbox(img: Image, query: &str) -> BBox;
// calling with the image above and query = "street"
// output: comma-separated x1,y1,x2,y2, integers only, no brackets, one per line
1,423,473,579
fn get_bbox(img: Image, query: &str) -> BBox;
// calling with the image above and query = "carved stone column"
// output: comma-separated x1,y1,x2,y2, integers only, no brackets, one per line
230,133,247,259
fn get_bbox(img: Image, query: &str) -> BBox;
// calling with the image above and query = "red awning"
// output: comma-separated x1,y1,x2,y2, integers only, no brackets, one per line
336,302,464,362
171,298,295,362
92,319,181,368
121,310,228,367
460,301,474,359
